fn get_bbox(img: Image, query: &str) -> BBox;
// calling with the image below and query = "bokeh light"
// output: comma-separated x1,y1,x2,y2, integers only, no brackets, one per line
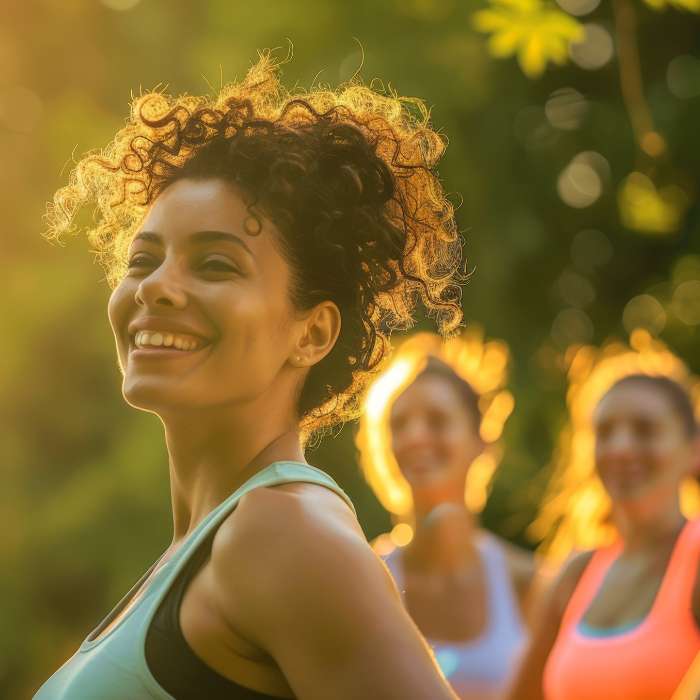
673,255,700,285
557,151,609,208
551,307,595,347
545,87,589,130
571,229,613,272
514,106,559,150
673,281,700,325
556,268,596,308
569,23,614,70
556,0,602,15
667,54,700,99
390,522,414,547
618,172,689,235
622,294,667,335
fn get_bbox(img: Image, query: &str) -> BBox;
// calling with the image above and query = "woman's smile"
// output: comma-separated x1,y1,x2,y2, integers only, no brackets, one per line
124,315,215,366
127,316,212,369
134,330,206,352
128,341,212,362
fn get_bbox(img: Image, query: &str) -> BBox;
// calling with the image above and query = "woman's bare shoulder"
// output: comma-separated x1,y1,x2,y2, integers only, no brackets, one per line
206,481,422,668
200,482,456,699
540,549,596,617
235,480,362,537
208,481,390,626
213,480,366,576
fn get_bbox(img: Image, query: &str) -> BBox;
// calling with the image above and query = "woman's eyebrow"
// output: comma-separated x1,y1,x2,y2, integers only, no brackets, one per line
133,230,253,256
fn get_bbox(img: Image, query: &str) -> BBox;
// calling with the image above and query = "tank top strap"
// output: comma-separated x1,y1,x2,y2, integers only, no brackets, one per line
650,517,700,623
157,461,354,592
477,534,523,638
559,544,621,632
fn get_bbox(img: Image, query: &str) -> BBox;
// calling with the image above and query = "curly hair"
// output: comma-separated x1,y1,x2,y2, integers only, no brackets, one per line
46,52,464,436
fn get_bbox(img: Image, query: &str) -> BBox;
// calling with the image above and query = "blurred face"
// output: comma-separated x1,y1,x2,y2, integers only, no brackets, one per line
108,178,300,415
594,381,698,511
389,373,482,502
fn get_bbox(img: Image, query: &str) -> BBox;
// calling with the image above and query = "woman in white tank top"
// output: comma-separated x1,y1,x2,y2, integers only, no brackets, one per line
357,331,534,699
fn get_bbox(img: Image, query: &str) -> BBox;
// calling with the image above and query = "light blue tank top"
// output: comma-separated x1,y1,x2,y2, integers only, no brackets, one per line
34,462,355,700
383,533,526,700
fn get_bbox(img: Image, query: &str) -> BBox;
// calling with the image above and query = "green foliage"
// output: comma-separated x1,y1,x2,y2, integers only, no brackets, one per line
2,0,699,695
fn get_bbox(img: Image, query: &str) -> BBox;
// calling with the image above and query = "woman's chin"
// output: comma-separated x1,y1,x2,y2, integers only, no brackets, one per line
122,378,226,417
121,379,186,413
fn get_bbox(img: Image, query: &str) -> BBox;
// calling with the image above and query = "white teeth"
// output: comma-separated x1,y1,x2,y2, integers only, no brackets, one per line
134,330,204,351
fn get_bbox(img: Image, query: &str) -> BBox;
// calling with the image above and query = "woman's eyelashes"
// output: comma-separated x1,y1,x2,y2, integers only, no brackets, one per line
199,257,239,273
126,253,240,276
127,253,155,271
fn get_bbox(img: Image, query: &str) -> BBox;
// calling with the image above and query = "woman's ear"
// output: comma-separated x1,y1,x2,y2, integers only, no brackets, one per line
290,301,341,368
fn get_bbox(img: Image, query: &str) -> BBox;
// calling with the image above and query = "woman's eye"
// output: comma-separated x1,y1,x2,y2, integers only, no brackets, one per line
596,424,610,441
201,258,237,273
127,254,156,269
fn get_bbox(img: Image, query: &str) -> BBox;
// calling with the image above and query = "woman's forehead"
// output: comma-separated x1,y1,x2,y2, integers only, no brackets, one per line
594,381,675,424
136,178,274,248
392,373,464,415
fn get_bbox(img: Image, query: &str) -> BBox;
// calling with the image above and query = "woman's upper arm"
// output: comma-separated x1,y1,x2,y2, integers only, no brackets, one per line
210,486,458,700
505,551,593,700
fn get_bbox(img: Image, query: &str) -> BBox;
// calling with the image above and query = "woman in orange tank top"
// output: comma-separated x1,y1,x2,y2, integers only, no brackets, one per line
507,343,700,700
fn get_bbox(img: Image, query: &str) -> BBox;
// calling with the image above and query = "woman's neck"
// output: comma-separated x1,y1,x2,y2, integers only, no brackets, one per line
160,399,303,544
614,497,686,553
405,500,479,574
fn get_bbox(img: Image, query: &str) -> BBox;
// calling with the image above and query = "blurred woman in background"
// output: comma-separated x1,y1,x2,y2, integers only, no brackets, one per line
35,54,465,699
357,331,533,700
508,331,700,700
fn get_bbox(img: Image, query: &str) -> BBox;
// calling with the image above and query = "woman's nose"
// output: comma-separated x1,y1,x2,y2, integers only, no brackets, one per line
135,261,188,310
600,427,637,459
395,419,432,451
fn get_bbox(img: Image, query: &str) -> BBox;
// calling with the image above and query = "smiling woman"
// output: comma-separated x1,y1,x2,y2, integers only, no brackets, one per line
507,336,700,700
356,331,530,700
35,53,463,700
46,52,463,438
